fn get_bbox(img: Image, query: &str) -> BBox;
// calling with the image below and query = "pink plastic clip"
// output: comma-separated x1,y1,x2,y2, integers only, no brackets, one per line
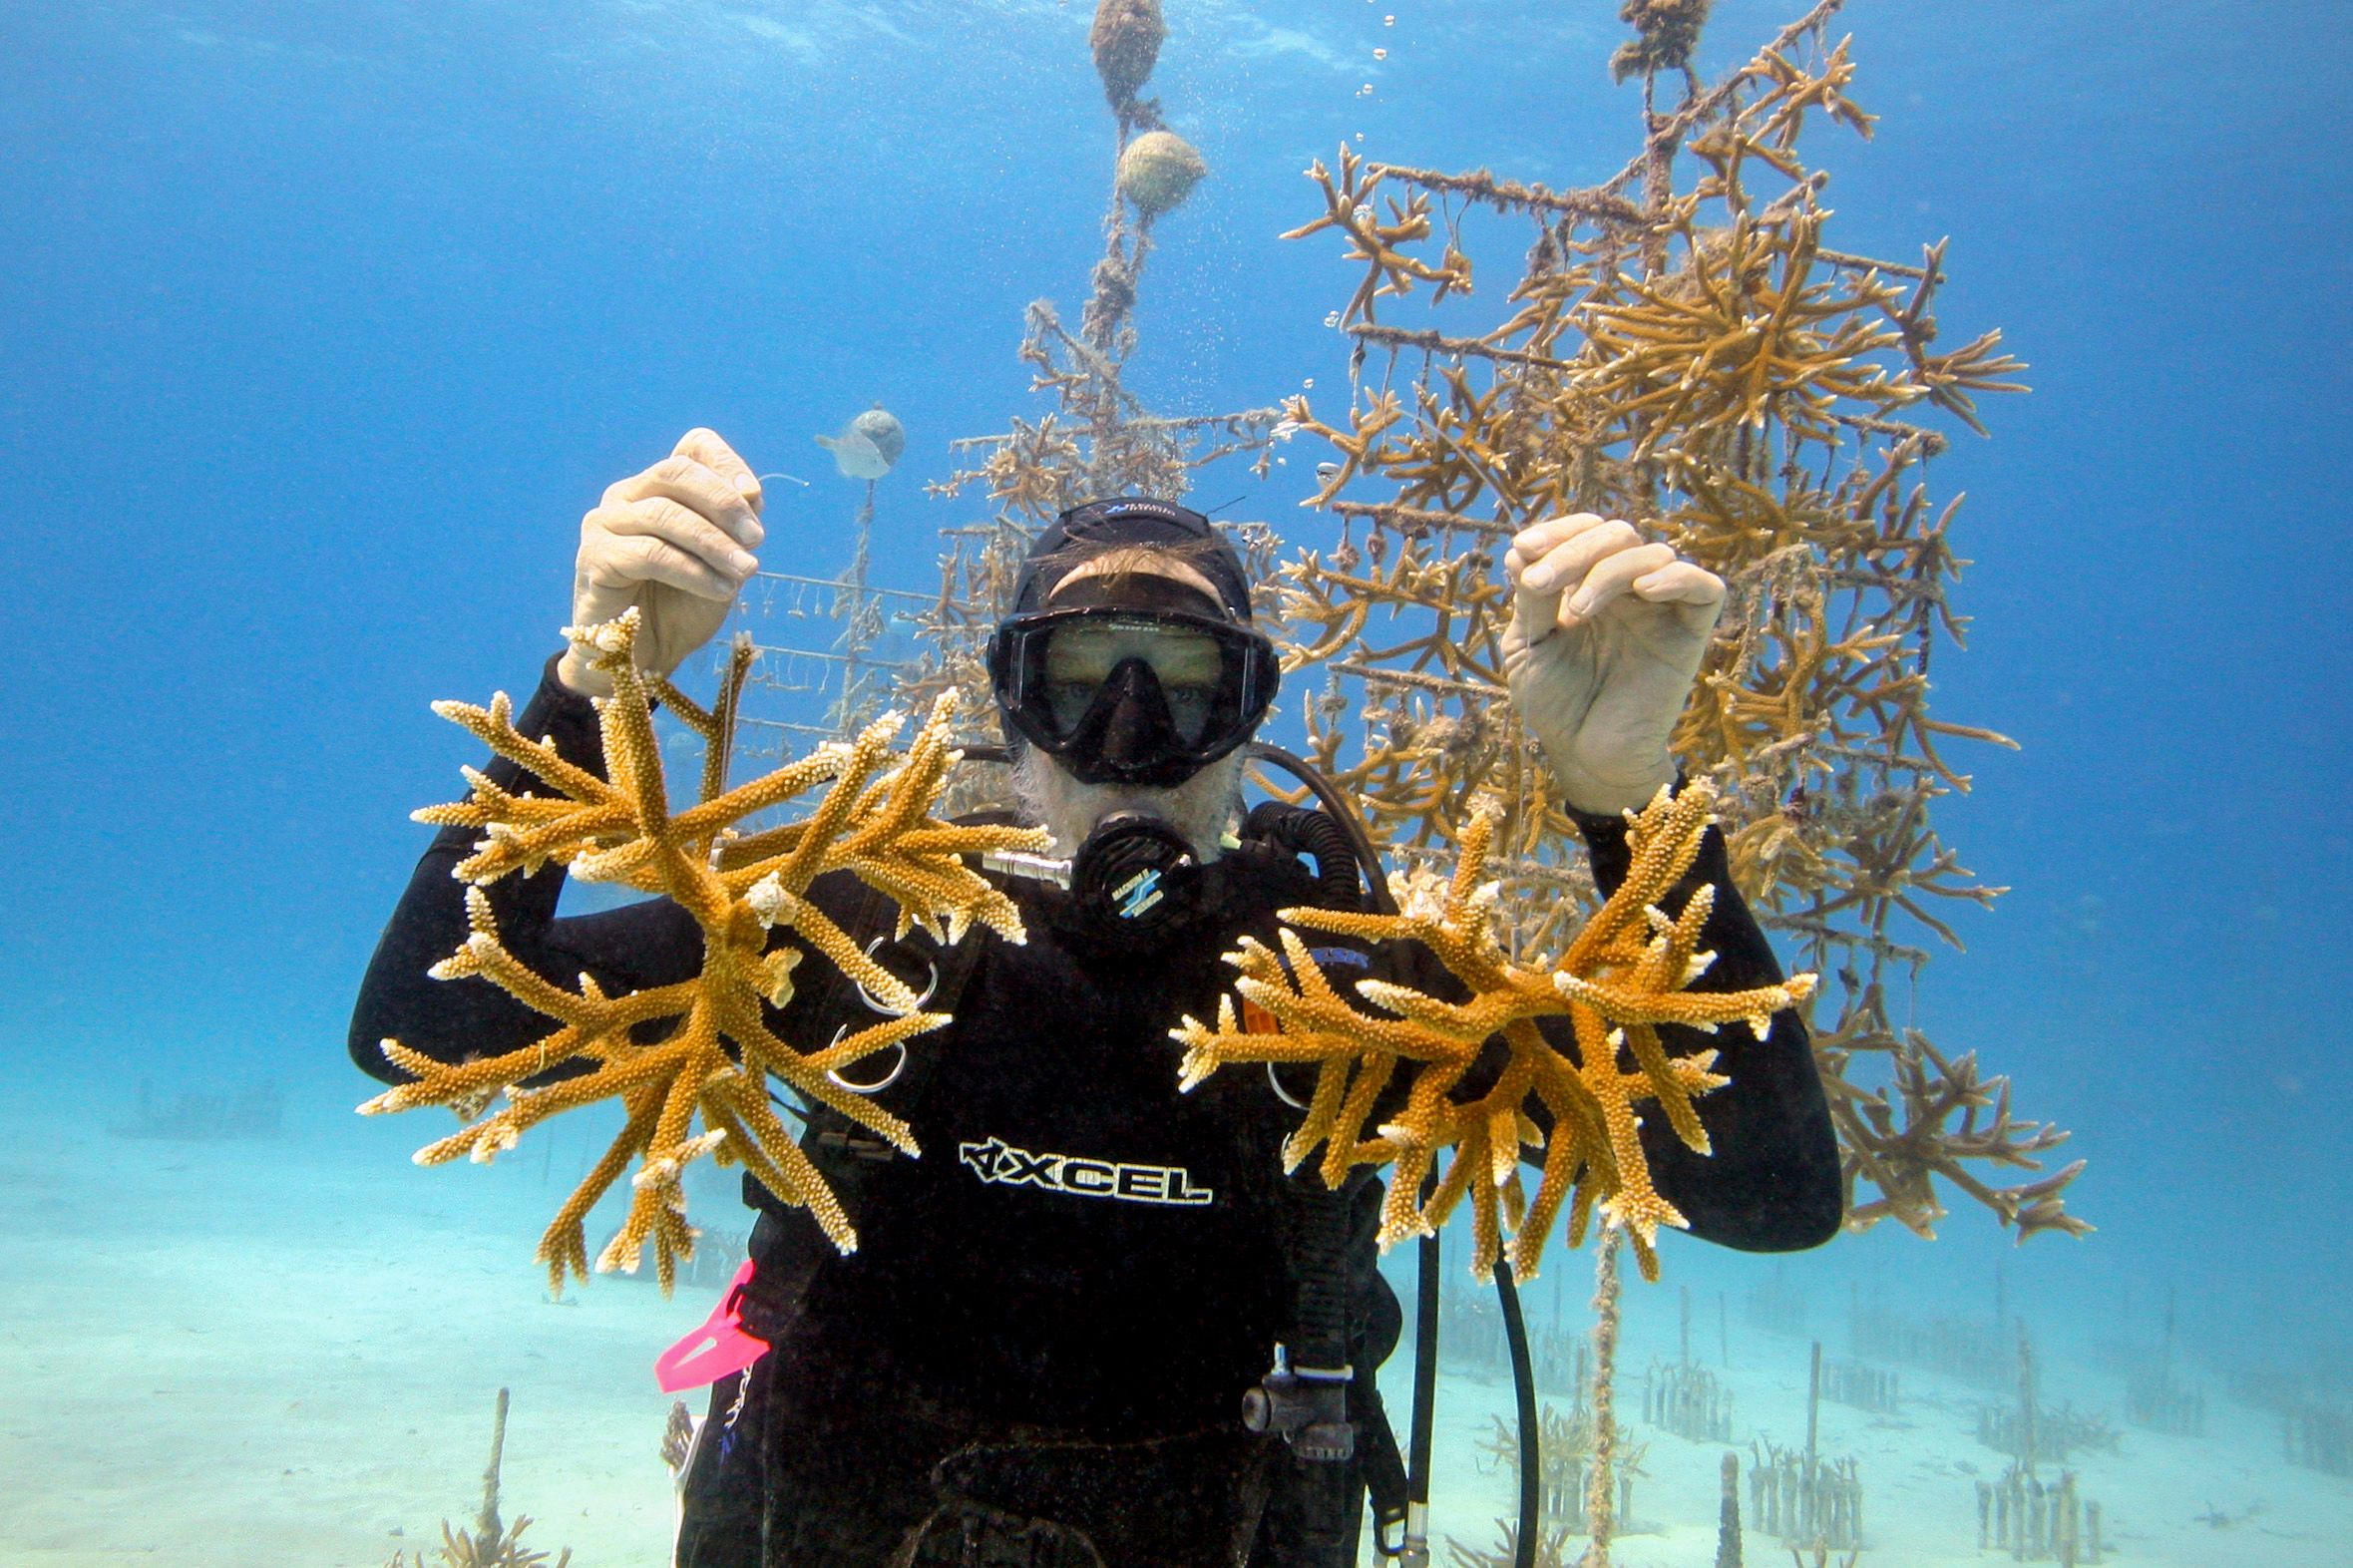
654,1260,771,1392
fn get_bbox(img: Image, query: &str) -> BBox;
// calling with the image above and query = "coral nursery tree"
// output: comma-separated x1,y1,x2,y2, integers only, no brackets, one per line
913,0,1285,791
1267,0,2083,1248
899,0,2079,1249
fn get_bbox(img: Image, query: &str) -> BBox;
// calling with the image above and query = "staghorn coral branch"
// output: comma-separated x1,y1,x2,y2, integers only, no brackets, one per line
1371,162,1649,225
1347,323,1579,372
361,610,1048,1292
1173,785,1806,1285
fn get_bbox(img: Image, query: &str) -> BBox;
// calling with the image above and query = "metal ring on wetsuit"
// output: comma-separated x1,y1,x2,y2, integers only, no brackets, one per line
854,935,939,1014
824,1022,910,1093
1267,1061,1311,1110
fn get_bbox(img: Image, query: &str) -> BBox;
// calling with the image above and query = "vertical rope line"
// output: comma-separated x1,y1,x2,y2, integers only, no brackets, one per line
1580,1225,1625,1568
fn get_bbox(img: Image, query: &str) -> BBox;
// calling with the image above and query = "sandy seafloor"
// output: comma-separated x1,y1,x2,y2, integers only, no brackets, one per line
2,1063,2342,1568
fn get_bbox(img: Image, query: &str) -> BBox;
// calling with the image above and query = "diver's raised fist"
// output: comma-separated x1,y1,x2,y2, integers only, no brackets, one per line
1501,513,1725,816
556,429,765,697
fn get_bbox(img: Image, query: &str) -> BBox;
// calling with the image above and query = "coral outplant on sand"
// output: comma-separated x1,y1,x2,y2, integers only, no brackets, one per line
385,1390,574,1568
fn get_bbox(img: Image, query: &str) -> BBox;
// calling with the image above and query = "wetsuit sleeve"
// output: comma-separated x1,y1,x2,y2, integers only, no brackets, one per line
347,653,703,1084
1565,794,1843,1251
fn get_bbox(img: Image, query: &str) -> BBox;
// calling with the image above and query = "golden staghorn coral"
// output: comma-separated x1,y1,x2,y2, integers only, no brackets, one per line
359,609,1047,1291
1171,784,1813,1283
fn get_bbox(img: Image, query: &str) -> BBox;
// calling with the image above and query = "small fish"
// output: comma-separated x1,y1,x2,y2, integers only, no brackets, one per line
1316,462,1343,481
816,403,907,480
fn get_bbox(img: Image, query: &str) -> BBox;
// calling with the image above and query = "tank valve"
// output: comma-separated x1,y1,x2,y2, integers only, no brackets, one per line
1241,1343,1355,1462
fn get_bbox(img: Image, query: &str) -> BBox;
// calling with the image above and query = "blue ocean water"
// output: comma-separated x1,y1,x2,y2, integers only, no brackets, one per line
2,1,2347,1563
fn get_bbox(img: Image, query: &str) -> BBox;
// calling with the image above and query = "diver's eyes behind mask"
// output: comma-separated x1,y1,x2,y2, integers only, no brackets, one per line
1042,616,1226,744
989,606,1279,786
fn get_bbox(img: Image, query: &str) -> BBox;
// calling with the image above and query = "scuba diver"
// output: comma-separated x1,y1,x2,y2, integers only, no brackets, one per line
350,428,1841,1567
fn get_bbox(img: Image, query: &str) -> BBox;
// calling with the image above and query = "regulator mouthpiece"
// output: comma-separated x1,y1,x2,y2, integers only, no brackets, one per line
1070,813,1198,929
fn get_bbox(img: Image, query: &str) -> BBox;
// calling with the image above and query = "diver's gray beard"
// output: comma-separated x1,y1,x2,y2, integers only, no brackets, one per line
1009,745,1248,863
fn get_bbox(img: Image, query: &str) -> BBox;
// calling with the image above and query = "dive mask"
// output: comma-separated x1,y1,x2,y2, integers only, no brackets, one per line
988,604,1279,787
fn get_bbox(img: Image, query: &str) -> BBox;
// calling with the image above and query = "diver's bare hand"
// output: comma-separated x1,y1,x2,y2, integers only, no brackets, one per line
556,429,765,697
1501,513,1724,816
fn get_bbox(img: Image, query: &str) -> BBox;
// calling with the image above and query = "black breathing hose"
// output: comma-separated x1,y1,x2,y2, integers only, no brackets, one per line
1243,743,1396,919
1411,1218,1441,1554
1496,1262,1540,1568
1243,800,1363,907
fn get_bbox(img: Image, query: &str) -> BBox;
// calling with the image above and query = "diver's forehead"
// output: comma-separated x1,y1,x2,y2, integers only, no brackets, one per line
1045,553,1225,606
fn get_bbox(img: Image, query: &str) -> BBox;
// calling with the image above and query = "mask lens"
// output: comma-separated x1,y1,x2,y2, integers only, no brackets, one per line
1041,617,1226,744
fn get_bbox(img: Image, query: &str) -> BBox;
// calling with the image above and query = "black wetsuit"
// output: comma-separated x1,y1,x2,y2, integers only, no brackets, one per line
350,657,1842,1567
